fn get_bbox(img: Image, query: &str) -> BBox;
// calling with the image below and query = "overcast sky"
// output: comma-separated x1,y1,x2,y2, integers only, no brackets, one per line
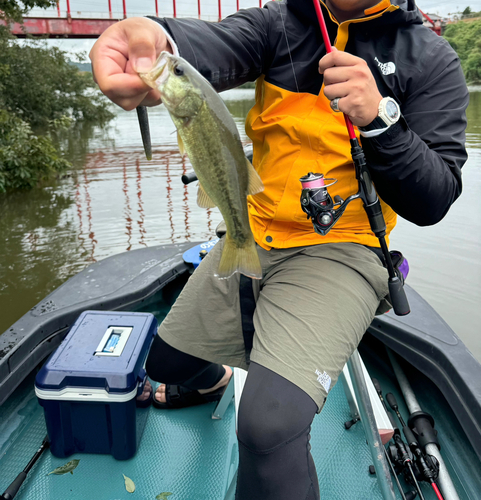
25,0,481,59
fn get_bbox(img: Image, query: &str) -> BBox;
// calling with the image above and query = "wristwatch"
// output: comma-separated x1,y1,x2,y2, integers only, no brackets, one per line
359,97,400,138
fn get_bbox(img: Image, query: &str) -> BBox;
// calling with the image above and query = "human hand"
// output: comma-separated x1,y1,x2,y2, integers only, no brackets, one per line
89,17,172,111
318,48,383,127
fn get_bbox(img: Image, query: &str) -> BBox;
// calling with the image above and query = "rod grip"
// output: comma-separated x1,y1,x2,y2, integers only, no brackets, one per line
388,277,411,316
2,471,27,500
386,393,398,411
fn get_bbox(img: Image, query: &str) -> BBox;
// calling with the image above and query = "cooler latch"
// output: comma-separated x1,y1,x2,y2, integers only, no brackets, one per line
94,326,133,356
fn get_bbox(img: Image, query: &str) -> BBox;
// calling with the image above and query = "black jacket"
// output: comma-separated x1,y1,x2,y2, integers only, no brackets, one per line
151,0,469,226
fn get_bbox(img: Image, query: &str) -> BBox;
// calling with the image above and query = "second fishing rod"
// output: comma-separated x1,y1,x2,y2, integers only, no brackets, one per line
386,391,444,500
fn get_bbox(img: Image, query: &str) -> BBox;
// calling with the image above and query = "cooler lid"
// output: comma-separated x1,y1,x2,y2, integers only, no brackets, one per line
35,311,157,395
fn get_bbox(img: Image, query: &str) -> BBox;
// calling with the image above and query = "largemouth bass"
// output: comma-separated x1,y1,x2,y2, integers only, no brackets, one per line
140,52,264,280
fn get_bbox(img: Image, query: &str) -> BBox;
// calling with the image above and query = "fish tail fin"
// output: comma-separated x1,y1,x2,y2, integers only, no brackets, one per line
216,235,262,280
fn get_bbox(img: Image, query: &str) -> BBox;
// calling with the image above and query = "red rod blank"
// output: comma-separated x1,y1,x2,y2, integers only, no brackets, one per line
312,0,356,139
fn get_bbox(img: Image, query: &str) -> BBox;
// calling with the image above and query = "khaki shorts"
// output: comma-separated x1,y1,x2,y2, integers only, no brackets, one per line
158,240,389,412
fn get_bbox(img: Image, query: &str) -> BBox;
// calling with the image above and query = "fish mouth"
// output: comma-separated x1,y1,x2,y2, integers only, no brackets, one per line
139,51,170,90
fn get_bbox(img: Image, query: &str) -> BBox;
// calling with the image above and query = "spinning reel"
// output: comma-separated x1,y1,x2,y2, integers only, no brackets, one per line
300,173,360,236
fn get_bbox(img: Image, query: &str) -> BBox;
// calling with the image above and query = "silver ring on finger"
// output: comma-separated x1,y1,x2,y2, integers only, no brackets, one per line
330,97,342,113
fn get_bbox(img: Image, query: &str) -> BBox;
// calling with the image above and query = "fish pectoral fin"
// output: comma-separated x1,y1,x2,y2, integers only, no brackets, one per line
177,132,186,156
197,183,217,208
246,159,264,195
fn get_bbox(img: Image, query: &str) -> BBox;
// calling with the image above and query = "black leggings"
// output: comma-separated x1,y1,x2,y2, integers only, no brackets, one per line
146,335,319,500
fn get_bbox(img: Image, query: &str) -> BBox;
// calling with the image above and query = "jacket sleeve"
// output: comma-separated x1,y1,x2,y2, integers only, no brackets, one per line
148,8,272,92
362,37,469,226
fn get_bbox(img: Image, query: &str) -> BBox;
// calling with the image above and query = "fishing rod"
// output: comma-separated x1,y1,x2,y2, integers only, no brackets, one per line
386,392,444,500
301,0,410,316
1,435,49,500
371,379,418,500
372,378,426,500
386,349,461,500
372,378,428,500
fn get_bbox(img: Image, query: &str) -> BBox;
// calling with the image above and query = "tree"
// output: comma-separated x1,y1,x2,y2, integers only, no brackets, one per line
0,1,114,192
0,38,113,128
0,0,58,22
0,109,70,192
444,19,481,83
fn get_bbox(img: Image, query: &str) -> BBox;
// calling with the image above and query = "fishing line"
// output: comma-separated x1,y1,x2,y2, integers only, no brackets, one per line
277,3,301,95
277,2,314,152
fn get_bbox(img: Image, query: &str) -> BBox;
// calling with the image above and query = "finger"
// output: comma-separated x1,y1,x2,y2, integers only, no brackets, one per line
101,72,152,100
319,50,361,74
323,66,353,86
127,24,159,73
139,89,162,107
323,82,349,101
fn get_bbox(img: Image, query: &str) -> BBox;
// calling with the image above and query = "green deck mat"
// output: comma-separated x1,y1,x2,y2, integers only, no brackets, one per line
0,370,445,500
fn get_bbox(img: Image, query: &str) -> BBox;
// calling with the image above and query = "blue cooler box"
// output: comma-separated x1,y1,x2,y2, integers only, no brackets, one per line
35,310,157,460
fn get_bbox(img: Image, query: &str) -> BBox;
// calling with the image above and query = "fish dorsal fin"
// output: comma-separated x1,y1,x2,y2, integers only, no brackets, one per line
177,131,186,156
197,183,217,208
246,159,264,195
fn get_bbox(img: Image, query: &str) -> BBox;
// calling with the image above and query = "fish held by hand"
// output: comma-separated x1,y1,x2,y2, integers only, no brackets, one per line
139,52,264,280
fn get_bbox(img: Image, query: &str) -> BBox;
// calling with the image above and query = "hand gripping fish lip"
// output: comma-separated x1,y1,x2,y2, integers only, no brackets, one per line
139,51,170,90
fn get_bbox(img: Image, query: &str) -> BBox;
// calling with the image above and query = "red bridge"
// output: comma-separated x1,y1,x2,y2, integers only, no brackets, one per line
3,0,266,38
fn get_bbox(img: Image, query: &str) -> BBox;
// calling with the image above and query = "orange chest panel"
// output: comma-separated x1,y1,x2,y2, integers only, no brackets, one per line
244,78,397,249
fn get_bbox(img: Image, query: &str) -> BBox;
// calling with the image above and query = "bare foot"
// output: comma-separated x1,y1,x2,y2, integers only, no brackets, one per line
154,365,233,404
137,380,152,402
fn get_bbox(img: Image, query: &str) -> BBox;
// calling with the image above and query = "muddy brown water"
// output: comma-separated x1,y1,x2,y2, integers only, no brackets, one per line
1,88,480,361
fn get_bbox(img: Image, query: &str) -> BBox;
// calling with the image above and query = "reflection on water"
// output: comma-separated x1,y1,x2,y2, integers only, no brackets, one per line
0,88,481,362
466,91,481,148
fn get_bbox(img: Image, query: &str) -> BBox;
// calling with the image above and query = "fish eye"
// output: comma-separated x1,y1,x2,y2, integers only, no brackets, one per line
174,65,184,76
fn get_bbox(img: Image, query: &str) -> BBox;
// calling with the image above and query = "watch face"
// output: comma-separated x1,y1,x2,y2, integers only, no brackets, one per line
386,100,399,120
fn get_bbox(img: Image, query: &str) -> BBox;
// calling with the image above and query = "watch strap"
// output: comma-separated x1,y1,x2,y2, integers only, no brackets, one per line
359,126,390,138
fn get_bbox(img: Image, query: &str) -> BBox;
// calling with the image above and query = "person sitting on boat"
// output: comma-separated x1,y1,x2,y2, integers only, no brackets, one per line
89,1,468,498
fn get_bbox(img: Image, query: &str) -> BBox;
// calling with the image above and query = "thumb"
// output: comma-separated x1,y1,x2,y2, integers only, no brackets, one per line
128,30,158,73
331,46,338,52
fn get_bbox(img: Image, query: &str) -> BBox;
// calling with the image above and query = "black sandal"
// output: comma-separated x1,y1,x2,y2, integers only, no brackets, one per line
152,383,227,410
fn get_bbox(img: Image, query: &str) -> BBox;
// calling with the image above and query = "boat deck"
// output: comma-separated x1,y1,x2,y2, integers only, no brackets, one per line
1,365,447,500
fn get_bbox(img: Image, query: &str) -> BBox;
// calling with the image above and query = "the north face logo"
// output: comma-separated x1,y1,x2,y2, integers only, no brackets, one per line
375,57,396,76
315,369,331,393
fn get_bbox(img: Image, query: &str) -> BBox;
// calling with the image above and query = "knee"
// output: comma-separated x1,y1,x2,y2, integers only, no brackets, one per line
237,400,310,453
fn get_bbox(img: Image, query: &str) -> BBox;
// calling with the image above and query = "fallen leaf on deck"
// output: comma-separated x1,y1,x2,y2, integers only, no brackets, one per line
123,474,136,493
47,459,80,476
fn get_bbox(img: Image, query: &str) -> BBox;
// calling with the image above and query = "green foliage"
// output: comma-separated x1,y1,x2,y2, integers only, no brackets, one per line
0,0,57,22
0,16,114,192
0,34,113,128
444,20,481,83
47,459,80,476
0,109,69,193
